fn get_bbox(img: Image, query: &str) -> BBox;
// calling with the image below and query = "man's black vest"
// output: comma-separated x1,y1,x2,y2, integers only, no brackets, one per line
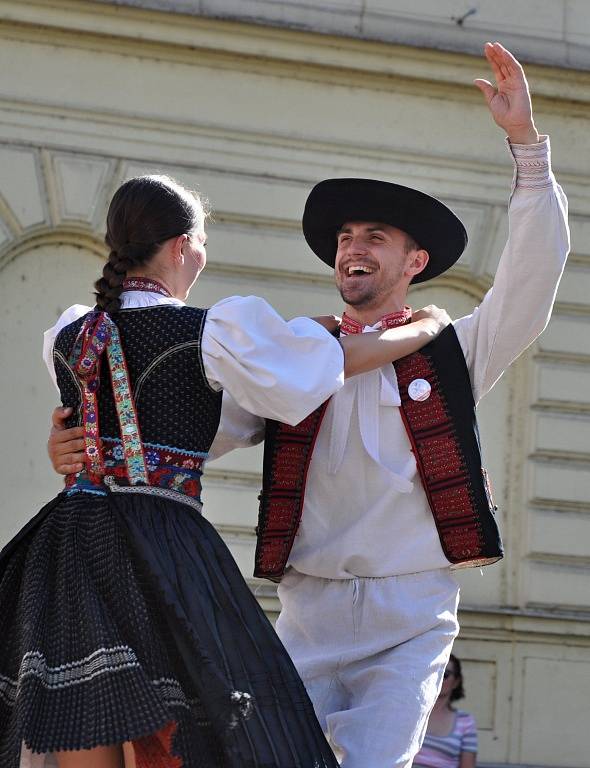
255,324,503,582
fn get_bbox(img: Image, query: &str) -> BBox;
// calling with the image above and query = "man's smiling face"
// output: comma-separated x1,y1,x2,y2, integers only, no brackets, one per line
334,221,420,309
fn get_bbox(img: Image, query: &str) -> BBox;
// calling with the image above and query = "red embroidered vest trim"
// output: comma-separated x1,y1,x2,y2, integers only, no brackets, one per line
254,324,503,581
255,403,330,581
393,347,497,566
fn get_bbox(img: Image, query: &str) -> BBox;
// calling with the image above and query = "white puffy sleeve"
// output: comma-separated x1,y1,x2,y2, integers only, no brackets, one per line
207,392,266,461
42,304,92,391
453,136,569,404
202,295,345,425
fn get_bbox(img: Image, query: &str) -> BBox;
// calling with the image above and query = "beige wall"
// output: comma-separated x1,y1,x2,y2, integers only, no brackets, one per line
93,0,590,70
1,2,589,765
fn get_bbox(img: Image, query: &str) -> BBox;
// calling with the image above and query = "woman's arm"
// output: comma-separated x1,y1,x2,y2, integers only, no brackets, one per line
459,711,478,768
46,305,450,472
459,750,477,768
203,297,451,425
340,306,451,378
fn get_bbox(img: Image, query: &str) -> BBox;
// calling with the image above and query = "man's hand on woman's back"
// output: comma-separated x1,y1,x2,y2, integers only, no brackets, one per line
48,407,85,475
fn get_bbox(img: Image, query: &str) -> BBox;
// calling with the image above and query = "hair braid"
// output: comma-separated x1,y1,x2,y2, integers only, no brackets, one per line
94,243,151,313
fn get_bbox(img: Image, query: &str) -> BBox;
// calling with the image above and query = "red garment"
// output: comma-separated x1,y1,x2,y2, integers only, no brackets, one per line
340,307,411,334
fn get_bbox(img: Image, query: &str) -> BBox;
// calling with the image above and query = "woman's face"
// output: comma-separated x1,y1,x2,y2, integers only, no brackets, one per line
439,660,460,699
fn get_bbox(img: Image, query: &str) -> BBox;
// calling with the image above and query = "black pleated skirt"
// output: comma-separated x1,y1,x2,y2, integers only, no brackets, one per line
0,490,338,768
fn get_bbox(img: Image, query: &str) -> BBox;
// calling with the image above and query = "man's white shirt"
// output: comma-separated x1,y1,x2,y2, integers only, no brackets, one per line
211,136,570,579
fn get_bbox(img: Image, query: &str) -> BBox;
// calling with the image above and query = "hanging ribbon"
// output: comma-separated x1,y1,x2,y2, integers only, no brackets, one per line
70,311,149,487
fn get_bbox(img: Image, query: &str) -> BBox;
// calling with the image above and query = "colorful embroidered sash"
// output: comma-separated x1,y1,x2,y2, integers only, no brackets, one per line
70,311,149,486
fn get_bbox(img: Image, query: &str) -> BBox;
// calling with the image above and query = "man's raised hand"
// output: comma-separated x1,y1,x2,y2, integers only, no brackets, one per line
474,42,539,145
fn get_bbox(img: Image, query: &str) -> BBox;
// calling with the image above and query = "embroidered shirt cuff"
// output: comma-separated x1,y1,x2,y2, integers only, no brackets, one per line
506,135,554,193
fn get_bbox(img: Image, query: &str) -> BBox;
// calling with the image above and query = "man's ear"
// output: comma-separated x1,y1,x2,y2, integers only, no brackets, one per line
405,249,429,279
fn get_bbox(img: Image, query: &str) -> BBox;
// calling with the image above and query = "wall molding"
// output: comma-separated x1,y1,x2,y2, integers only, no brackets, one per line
7,0,590,105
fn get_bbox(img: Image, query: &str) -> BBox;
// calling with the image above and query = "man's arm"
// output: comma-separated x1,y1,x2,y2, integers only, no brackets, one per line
47,393,267,474
455,43,569,404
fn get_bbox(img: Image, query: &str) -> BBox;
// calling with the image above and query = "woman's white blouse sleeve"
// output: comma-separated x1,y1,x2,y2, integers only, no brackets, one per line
202,296,345,425
42,304,92,391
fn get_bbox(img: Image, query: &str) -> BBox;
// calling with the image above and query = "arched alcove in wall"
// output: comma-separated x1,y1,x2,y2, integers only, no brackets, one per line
0,231,104,539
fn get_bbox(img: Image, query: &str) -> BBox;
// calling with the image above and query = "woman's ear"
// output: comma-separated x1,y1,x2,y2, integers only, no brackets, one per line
172,233,188,265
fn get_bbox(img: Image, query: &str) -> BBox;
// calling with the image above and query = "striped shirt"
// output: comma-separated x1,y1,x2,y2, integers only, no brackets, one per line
413,710,478,768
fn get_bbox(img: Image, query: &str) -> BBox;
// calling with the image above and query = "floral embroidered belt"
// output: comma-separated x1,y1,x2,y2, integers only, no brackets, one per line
65,438,207,512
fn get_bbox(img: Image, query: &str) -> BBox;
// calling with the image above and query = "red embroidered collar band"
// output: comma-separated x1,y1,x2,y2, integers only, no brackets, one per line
340,307,412,335
122,277,171,297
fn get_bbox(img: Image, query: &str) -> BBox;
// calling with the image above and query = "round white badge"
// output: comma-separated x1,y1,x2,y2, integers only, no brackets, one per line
408,378,431,402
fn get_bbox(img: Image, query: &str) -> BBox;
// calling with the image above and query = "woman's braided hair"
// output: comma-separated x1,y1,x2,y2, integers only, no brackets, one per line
94,175,207,313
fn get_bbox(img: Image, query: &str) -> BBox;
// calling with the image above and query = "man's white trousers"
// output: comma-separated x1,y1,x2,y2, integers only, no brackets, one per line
276,567,460,768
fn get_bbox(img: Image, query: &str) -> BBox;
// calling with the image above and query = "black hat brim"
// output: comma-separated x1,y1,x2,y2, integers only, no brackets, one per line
302,178,467,283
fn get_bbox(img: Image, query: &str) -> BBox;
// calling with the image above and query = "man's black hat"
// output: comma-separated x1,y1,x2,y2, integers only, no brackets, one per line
302,178,468,283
